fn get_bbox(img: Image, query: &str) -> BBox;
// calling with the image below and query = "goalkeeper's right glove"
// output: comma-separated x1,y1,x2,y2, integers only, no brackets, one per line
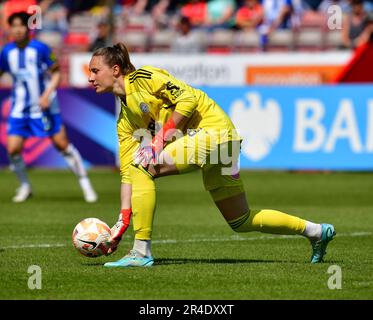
106,208,132,255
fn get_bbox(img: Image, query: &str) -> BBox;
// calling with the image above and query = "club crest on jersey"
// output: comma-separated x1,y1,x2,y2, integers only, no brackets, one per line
139,102,150,113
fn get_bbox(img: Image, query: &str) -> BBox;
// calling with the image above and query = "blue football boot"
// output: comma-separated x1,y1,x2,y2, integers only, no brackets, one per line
310,223,336,263
104,250,154,268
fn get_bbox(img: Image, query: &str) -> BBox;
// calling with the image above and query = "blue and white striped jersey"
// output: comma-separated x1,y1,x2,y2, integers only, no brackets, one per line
0,39,59,118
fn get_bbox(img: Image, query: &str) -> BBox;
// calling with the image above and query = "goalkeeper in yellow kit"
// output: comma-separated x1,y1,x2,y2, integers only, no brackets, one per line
88,43,336,267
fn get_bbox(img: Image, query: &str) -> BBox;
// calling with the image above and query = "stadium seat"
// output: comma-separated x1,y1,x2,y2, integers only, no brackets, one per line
69,14,96,33
149,30,176,52
299,10,326,28
295,28,324,51
123,14,153,31
324,30,344,50
207,29,234,53
191,29,209,43
116,30,149,52
64,32,90,52
36,31,63,49
64,32,90,45
234,30,260,52
267,29,294,51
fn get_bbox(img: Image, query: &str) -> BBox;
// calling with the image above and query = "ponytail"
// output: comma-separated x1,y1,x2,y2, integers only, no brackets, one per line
93,43,136,75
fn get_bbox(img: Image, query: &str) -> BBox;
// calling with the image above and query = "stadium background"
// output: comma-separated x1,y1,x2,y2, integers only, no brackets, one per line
0,0,372,171
1,0,373,302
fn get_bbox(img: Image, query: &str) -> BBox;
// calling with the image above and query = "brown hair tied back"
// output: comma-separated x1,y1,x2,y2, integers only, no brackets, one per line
93,43,136,75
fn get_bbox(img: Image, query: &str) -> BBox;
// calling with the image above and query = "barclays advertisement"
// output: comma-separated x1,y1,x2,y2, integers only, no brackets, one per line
1,85,373,170
203,85,373,171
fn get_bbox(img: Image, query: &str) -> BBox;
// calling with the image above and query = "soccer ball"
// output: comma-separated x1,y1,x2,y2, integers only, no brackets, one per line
72,218,111,258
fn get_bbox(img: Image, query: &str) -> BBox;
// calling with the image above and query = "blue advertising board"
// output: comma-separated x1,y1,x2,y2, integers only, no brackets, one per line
1,85,372,170
202,85,373,170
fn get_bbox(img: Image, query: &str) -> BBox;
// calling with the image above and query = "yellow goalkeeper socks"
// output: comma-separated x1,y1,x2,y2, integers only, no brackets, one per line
228,209,306,235
129,165,156,240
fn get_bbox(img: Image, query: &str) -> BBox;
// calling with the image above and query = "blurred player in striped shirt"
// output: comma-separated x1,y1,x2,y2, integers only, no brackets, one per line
0,12,97,203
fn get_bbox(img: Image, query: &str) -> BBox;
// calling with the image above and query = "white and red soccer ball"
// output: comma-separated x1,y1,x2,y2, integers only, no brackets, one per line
72,218,111,257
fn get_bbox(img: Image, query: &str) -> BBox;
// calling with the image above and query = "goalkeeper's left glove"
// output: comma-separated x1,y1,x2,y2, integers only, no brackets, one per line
134,144,156,167
106,208,132,255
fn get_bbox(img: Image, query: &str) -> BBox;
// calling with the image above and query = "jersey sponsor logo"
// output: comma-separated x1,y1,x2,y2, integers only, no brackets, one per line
139,102,150,113
166,81,183,99
187,128,202,137
49,52,56,62
129,69,152,83
230,92,282,161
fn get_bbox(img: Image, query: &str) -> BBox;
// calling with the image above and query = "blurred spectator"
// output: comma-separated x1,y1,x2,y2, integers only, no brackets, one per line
119,0,179,30
64,0,100,20
90,1,111,21
342,0,373,48
120,0,148,15
258,0,294,49
151,0,178,30
302,0,323,10
262,0,293,29
119,0,150,32
1,0,36,32
170,15,206,53
89,19,112,51
180,0,208,27
235,0,263,30
38,0,68,34
318,0,350,13
205,0,236,29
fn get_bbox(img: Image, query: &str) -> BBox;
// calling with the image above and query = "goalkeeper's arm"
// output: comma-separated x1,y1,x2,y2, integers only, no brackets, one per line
106,184,133,255
151,111,189,155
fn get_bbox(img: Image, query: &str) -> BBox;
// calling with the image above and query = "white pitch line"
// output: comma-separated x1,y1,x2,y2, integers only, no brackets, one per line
1,232,371,250
152,231,373,244
0,243,66,250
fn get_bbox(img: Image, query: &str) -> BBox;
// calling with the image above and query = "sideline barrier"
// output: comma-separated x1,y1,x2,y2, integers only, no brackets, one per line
70,52,351,86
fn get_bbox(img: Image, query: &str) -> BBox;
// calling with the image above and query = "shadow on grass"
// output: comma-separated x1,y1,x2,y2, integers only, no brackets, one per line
79,258,281,267
80,262,106,266
156,258,345,265
79,258,343,266
155,258,287,265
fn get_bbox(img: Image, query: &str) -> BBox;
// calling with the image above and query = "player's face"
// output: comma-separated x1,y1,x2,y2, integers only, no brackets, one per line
10,18,29,43
88,56,115,93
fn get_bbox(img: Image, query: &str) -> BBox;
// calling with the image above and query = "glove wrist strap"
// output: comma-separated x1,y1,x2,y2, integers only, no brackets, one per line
152,118,177,154
120,208,132,226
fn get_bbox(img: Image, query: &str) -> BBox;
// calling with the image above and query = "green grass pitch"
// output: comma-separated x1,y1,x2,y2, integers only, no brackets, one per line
0,169,372,300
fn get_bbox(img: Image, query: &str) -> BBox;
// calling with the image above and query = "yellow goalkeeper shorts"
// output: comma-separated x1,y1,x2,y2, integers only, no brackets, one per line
163,128,244,192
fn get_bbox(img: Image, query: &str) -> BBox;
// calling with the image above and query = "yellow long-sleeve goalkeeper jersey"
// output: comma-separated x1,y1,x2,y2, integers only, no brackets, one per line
117,65,241,183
